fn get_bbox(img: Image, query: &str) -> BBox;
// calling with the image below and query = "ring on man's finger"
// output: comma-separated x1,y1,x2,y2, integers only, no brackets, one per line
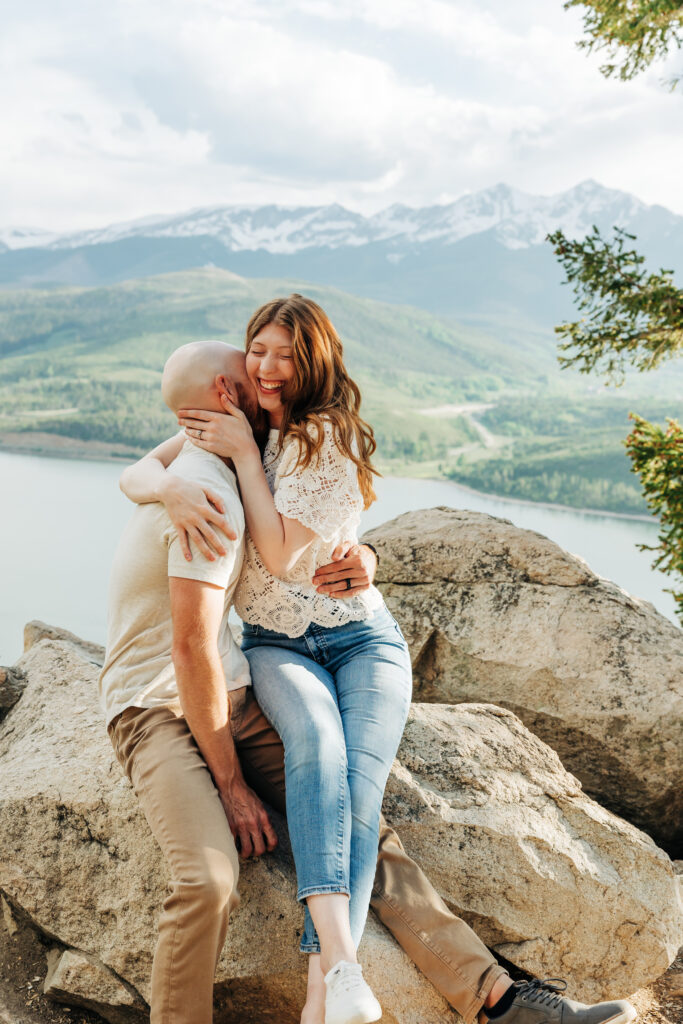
345,578,352,590
197,429,203,439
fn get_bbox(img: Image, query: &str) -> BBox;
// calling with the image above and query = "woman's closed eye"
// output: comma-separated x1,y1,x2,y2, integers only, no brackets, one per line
251,346,291,357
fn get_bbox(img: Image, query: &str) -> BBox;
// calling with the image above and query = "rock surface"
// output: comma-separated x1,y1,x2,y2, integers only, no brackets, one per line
24,620,104,666
0,633,452,1024
43,950,145,1024
0,665,26,722
364,507,683,852
0,628,681,1023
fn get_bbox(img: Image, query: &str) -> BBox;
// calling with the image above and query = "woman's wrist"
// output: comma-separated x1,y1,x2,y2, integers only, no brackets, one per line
232,440,262,469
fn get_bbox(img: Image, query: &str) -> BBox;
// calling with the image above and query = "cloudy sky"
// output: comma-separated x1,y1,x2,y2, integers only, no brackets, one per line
3,0,682,232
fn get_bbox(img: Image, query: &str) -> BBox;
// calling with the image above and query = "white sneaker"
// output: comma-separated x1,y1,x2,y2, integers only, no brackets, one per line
324,960,382,1024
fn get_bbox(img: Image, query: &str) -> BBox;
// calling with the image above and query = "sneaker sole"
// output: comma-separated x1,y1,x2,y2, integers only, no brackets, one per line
600,1006,637,1024
341,1011,382,1024
327,1001,382,1024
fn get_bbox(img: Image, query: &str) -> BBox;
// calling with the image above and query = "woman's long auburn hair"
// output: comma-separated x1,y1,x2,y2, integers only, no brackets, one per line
245,294,378,508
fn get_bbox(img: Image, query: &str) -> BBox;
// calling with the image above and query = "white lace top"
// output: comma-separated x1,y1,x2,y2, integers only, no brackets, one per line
234,423,384,637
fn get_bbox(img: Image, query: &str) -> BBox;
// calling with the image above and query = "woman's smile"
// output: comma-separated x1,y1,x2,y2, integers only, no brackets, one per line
257,378,286,394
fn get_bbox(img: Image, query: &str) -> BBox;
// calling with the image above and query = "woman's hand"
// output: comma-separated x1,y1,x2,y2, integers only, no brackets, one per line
161,474,237,562
178,396,259,462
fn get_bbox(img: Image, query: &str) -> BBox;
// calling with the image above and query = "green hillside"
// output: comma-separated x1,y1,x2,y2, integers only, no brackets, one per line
444,397,677,515
0,268,671,515
0,268,516,464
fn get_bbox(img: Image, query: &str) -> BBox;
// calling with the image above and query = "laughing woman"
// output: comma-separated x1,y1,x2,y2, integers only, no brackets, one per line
180,295,412,1024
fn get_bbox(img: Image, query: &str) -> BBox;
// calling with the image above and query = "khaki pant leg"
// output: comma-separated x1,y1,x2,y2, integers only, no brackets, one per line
230,687,287,815
109,705,240,1024
371,821,508,1023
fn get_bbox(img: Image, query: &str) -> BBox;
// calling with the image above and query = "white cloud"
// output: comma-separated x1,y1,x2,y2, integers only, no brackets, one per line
1,0,682,230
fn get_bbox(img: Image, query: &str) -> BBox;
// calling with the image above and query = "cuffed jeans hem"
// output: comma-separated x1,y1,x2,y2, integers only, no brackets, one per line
297,884,351,903
300,941,322,954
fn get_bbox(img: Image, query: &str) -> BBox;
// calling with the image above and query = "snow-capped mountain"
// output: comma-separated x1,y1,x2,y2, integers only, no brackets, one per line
0,226,60,251
1,181,680,337
3,180,678,256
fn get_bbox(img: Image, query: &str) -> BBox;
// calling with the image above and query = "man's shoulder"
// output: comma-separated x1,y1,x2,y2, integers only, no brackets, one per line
172,443,241,502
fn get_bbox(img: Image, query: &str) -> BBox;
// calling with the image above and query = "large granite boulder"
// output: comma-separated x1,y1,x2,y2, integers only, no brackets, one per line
0,628,680,1023
363,508,683,853
0,633,448,1024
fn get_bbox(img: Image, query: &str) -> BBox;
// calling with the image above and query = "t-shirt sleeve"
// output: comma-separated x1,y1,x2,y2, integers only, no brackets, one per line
162,459,244,588
167,531,240,589
274,424,364,541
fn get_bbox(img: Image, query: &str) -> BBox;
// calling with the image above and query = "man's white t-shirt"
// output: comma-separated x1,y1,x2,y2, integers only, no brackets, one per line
99,441,250,727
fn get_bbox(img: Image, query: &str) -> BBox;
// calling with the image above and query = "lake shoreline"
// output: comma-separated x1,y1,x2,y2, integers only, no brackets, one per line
441,476,654,523
1,433,655,525
0,433,147,464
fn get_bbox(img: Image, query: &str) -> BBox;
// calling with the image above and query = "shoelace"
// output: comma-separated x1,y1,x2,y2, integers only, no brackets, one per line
328,963,365,997
516,978,569,1009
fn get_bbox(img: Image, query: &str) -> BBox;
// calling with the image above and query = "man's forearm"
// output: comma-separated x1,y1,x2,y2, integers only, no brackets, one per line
119,434,186,503
173,644,243,788
120,457,172,504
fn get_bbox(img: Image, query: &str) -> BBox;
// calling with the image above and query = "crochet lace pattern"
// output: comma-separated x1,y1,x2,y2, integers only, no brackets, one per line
234,424,383,637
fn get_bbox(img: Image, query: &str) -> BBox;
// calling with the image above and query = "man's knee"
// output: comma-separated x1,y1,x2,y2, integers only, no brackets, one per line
179,856,240,916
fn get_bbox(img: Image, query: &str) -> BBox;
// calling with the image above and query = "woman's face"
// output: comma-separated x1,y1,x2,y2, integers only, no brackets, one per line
246,322,296,427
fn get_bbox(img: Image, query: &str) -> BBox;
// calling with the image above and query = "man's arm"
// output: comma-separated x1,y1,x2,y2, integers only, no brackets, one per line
119,434,237,561
170,576,277,858
312,543,378,598
120,434,187,503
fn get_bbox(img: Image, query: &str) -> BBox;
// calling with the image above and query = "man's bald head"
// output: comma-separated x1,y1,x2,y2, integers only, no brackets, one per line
161,341,249,415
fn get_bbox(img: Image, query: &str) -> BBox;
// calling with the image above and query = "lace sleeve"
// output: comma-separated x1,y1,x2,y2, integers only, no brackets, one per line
274,424,364,541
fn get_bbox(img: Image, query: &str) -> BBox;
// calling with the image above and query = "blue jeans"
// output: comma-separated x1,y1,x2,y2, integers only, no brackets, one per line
241,605,412,953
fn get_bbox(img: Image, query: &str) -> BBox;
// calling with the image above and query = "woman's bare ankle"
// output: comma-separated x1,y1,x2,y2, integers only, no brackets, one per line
302,952,326,1023
320,945,357,977
300,1004,324,1024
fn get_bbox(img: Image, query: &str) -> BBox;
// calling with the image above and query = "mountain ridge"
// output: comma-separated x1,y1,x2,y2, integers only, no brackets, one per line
3,180,681,337
3,179,681,255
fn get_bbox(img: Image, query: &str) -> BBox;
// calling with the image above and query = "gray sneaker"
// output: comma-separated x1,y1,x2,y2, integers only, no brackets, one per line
494,979,636,1024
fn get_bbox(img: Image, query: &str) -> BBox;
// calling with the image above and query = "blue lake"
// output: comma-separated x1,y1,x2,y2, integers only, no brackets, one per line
0,450,677,665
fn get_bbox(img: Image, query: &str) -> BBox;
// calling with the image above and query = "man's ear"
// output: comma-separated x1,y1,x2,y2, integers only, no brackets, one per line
216,375,238,406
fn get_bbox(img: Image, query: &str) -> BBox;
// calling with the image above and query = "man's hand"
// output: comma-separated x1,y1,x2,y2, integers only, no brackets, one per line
218,777,278,859
312,543,377,598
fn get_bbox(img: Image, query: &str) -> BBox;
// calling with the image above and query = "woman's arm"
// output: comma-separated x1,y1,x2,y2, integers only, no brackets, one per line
119,434,237,561
233,446,317,577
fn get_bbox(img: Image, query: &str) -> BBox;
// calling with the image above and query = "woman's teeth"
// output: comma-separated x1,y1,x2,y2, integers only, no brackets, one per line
259,379,284,393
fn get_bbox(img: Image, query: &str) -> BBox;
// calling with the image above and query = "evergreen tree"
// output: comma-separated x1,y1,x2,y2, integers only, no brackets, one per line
552,1,683,619
565,0,683,81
